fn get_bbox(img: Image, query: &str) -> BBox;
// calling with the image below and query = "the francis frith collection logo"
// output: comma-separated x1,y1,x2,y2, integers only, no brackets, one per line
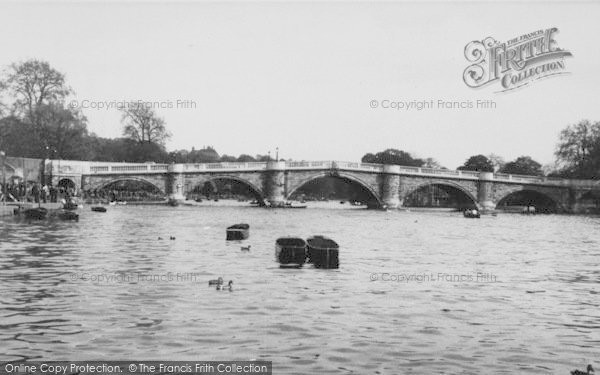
463,28,572,92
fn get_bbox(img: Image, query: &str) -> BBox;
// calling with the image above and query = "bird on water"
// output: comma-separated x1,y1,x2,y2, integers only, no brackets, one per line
241,245,251,251
217,280,233,291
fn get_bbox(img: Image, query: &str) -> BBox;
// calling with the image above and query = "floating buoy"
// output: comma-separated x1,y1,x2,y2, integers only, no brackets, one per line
307,235,339,269
275,237,307,268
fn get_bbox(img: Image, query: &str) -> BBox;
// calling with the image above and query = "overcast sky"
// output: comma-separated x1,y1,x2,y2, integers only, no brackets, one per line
2,1,599,169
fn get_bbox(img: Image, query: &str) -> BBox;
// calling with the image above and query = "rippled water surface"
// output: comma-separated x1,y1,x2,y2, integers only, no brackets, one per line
1,204,599,374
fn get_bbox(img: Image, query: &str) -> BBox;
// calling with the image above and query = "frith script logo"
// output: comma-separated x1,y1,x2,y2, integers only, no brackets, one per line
463,28,572,92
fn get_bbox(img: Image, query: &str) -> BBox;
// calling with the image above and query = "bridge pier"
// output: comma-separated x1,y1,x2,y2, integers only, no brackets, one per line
382,165,400,208
168,164,185,201
477,172,496,213
263,161,286,207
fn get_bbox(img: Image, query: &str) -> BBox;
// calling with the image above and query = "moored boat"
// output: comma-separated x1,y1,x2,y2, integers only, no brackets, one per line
275,237,307,268
23,207,48,220
463,209,480,218
306,235,339,269
58,210,79,221
91,206,107,212
63,201,78,210
283,202,307,209
226,223,250,240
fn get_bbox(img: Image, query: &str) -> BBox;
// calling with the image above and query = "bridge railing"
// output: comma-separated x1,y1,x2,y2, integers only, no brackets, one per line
492,172,597,187
185,162,268,171
286,161,333,169
334,162,384,172
89,164,169,174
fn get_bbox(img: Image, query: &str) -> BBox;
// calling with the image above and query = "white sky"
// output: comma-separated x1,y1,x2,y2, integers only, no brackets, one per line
1,1,599,169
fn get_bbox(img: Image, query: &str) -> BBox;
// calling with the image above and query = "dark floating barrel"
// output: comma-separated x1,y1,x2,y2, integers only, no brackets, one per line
307,235,339,269
91,206,107,212
226,223,250,240
275,237,307,268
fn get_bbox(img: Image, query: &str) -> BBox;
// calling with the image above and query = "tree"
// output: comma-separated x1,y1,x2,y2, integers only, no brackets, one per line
422,157,446,169
487,153,505,172
34,102,90,159
554,120,600,178
191,147,220,163
220,154,237,162
361,149,424,166
500,156,543,176
457,154,494,172
0,116,40,157
2,59,71,122
0,60,94,160
237,154,257,162
121,102,171,146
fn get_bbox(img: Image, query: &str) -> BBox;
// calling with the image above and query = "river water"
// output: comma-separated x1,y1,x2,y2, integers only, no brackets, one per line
0,203,599,374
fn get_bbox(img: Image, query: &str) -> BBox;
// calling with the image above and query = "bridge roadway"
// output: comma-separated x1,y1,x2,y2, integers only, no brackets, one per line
29,159,597,213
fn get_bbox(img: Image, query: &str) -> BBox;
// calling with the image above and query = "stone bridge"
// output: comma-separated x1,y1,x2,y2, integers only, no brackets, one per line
40,159,600,213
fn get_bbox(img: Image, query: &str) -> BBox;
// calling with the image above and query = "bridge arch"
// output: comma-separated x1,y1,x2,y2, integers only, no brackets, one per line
188,175,266,204
57,178,77,190
402,181,479,209
286,171,384,207
88,177,166,195
496,188,565,213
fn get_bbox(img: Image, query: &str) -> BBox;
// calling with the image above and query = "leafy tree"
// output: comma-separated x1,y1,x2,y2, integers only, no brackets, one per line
0,116,40,157
487,153,505,172
422,157,446,169
121,102,171,146
237,154,257,162
220,154,237,162
0,59,89,159
500,156,543,176
554,120,600,178
191,147,220,163
361,148,424,166
457,154,494,172
34,103,91,159
2,59,71,121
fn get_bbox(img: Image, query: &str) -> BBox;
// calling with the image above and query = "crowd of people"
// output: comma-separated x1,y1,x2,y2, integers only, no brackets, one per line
82,188,165,203
0,182,167,204
0,182,76,203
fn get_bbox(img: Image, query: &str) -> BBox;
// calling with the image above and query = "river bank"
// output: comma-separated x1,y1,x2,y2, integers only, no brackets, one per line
0,202,63,216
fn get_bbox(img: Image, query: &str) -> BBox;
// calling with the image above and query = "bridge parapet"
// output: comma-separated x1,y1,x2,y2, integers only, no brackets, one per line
184,162,268,172
88,163,169,174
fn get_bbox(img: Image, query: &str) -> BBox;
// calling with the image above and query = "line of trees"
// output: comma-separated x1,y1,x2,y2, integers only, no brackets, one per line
361,119,600,179
1,59,598,178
